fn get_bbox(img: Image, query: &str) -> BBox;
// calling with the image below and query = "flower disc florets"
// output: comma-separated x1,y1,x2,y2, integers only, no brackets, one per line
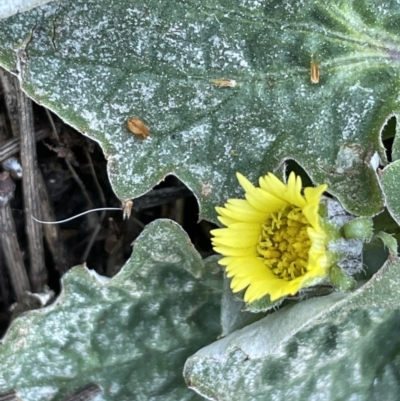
211,172,329,303
258,205,312,280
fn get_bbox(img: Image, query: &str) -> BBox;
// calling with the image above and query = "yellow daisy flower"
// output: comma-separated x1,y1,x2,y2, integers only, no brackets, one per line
211,172,329,303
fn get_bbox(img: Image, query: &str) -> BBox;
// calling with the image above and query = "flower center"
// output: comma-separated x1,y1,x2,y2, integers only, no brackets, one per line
257,205,311,281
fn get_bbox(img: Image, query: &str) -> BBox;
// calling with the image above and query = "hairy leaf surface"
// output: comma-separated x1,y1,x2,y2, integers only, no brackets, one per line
0,0,396,220
0,220,222,401
184,258,400,401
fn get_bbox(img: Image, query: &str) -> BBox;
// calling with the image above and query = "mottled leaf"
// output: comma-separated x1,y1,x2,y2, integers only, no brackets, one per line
219,271,265,337
0,219,223,401
0,0,394,221
381,160,400,226
0,0,56,19
184,257,400,401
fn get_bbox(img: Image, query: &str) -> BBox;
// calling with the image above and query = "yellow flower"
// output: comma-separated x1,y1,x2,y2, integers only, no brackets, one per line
211,172,329,303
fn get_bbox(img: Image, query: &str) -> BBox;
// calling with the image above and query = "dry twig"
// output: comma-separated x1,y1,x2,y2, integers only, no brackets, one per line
18,87,47,292
0,389,20,401
81,147,107,262
0,127,50,163
37,169,71,273
45,110,98,263
0,70,19,137
0,204,30,298
0,75,30,298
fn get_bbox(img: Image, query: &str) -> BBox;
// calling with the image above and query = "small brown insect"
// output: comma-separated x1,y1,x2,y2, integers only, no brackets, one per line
210,78,237,88
122,199,133,220
310,57,320,84
126,117,150,139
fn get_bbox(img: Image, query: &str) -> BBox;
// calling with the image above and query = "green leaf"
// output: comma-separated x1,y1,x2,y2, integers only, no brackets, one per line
0,219,223,401
184,257,400,401
374,231,398,256
329,264,356,292
220,272,266,336
381,160,400,226
0,0,55,19
342,216,374,241
0,0,392,221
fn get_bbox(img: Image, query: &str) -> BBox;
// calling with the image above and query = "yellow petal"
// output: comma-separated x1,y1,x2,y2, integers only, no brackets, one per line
246,188,288,213
219,256,243,267
213,171,329,304
258,173,287,200
217,215,238,226
236,172,256,193
227,258,282,302
307,227,326,251
211,222,260,236
245,279,285,303
224,256,260,273
302,204,319,228
218,201,266,223
226,198,258,210
214,246,257,257
212,234,258,248
285,172,306,208
304,184,327,203
231,275,252,292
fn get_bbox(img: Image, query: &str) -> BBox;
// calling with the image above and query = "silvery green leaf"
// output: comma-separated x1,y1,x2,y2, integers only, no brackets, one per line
0,0,56,19
219,271,266,336
381,160,400,231
184,257,400,401
0,0,393,221
0,220,223,401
